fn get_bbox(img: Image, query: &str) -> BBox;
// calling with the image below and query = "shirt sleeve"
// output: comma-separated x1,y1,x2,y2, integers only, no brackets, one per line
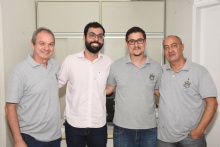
107,64,116,87
58,57,69,88
6,68,24,103
155,66,162,90
199,68,218,99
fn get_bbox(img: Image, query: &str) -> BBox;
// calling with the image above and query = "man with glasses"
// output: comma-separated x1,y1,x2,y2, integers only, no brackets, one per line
157,35,218,147
106,26,162,147
58,22,112,147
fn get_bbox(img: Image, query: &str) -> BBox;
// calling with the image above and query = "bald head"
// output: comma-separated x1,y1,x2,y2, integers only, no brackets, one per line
163,35,182,45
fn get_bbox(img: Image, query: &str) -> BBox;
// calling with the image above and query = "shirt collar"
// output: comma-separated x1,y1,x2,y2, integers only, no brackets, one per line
27,54,53,68
77,49,103,59
165,58,192,71
125,54,150,65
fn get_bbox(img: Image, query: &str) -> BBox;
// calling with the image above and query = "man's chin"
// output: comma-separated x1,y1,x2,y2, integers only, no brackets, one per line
133,53,141,56
88,48,101,54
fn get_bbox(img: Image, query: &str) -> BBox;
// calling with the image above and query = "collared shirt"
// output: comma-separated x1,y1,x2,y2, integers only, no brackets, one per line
6,54,61,141
158,59,217,142
58,50,112,128
107,54,162,129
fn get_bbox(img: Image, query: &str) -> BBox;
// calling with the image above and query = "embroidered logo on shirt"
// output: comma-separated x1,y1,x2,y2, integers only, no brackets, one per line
149,73,155,81
183,78,191,88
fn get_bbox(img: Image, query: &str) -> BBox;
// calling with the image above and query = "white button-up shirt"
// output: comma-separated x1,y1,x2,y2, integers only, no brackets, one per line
58,50,112,128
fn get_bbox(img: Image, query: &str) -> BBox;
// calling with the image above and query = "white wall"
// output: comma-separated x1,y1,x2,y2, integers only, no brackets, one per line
165,0,193,61
192,1,220,146
0,1,6,147
0,0,36,146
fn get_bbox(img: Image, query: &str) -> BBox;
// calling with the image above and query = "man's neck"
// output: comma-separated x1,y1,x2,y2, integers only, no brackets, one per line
84,49,99,62
130,54,147,68
170,58,186,72
32,55,48,68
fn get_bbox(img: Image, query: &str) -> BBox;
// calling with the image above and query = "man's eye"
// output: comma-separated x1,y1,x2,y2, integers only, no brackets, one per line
49,43,54,46
164,46,168,50
39,42,45,46
171,44,177,48
90,33,95,37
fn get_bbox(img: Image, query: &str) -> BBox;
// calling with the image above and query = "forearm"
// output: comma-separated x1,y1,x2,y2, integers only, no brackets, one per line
106,85,116,95
5,103,24,144
190,97,218,138
196,98,218,131
154,89,160,97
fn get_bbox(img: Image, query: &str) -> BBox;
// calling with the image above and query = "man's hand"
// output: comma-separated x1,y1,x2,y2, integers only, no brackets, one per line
189,128,204,139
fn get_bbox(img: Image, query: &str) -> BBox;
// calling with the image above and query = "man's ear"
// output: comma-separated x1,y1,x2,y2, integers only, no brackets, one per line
31,41,35,50
181,44,184,51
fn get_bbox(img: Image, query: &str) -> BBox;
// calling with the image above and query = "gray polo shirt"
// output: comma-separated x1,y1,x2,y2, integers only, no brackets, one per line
6,54,61,141
158,59,217,142
107,54,162,129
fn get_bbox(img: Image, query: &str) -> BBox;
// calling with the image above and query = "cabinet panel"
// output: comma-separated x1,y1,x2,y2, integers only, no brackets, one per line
37,1,165,120
37,1,99,32
102,1,165,32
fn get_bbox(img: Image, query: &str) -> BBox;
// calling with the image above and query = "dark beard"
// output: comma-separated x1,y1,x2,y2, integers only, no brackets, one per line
85,41,103,53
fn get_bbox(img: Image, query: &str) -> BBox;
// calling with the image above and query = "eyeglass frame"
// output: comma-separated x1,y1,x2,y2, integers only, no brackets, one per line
127,38,145,45
87,32,105,40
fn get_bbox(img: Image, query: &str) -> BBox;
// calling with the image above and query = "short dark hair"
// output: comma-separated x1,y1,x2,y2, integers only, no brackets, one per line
125,26,146,41
84,22,105,36
31,27,55,45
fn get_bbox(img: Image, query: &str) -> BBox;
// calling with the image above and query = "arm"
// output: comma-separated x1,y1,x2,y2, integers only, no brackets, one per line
58,58,69,88
189,97,218,139
154,89,160,97
5,103,27,147
106,85,116,95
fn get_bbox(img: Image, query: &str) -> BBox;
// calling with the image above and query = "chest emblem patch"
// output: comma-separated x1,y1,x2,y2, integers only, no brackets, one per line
149,73,155,81
183,78,191,88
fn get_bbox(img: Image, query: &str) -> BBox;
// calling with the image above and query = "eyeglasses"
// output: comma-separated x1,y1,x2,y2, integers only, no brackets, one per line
127,38,145,45
87,32,104,40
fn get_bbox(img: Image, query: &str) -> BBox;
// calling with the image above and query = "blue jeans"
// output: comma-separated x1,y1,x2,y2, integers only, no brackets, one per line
157,134,207,147
21,133,61,147
113,125,157,147
65,121,107,147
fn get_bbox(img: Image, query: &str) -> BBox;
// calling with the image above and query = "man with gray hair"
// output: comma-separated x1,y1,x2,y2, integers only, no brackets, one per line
5,27,61,147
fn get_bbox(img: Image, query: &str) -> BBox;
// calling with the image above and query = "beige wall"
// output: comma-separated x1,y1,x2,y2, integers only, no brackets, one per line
165,0,193,61
0,0,36,146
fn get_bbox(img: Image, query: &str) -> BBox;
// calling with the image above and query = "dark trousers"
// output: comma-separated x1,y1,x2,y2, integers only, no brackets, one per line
65,121,107,147
21,133,61,147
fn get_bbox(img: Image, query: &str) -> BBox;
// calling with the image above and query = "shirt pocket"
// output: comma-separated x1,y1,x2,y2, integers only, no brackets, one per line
95,70,108,86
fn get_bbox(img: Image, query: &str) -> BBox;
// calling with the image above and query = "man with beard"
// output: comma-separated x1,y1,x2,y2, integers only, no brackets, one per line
58,22,112,147
106,26,162,147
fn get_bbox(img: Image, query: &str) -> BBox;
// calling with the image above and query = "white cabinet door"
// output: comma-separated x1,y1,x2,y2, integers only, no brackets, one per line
37,1,100,32
37,0,165,116
102,1,164,32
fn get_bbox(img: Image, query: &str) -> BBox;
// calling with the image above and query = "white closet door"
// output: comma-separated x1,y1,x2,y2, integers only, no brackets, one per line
102,1,165,63
102,1,164,32
36,1,165,116
37,1,99,32
193,3,220,146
